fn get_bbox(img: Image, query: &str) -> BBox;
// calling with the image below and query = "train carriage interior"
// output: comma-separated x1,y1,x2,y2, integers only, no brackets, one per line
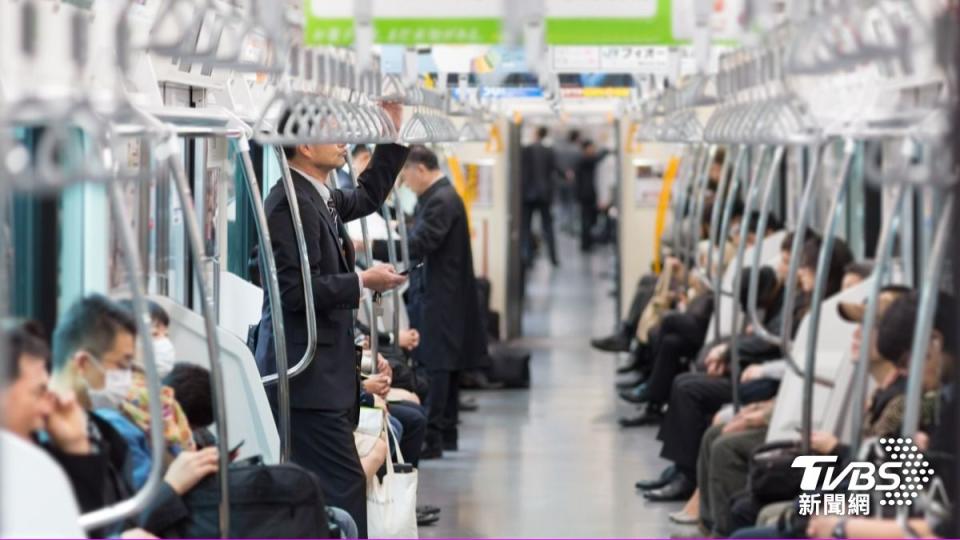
1,0,959,538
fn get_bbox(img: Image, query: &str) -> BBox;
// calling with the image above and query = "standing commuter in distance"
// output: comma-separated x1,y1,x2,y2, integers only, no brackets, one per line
373,145,486,459
521,126,561,267
254,102,409,538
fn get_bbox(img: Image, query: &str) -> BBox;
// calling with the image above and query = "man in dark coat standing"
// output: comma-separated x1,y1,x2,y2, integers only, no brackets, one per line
254,103,409,537
521,126,560,267
373,145,485,459
575,139,611,253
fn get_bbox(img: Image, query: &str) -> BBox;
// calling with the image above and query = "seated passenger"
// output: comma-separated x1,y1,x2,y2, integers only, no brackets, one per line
637,237,853,503
729,289,953,538
620,228,790,427
47,294,218,537
2,323,54,442
117,299,177,379
698,284,910,535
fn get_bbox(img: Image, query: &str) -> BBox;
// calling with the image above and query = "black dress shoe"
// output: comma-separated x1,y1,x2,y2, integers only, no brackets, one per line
417,509,440,526
615,371,646,389
635,465,677,490
618,407,664,427
591,333,631,353
644,473,695,502
616,360,640,374
618,382,650,404
420,445,443,460
459,396,479,412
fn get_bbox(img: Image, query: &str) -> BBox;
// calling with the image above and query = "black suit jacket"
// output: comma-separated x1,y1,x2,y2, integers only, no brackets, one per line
373,178,486,371
255,143,409,411
575,149,610,202
521,143,558,203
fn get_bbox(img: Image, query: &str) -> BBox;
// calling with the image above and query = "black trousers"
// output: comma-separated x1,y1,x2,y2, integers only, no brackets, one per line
645,313,709,403
290,408,368,538
388,400,428,466
657,373,732,478
425,370,460,442
579,199,597,252
522,200,558,265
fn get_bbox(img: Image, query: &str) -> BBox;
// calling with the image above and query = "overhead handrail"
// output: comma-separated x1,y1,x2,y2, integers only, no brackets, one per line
147,0,288,73
798,138,856,454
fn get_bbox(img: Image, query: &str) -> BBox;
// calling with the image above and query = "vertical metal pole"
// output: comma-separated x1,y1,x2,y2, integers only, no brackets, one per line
799,139,855,454
167,149,231,537
848,184,909,455
344,152,379,374
712,144,747,341
728,145,769,412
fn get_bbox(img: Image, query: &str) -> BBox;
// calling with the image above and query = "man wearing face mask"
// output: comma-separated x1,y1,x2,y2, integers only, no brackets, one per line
46,295,218,537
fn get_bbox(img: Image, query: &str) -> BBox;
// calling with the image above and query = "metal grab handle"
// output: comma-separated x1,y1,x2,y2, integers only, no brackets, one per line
704,145,736,286
846,183,910,455
779,143,825,362
728,145,770,412
266,150,319,385
381,196,402,340
900,193,954,436
689,145,719,284
78,182,166,532
799,138,856,454
712,144,748,342
166,145,231,537
395,185,412,271
344,152,379,374
745,145,787,347
680,146,708,268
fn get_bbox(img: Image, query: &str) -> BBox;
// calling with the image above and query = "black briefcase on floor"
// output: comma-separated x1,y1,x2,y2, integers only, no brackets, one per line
181,459,332,538
488,344,531,388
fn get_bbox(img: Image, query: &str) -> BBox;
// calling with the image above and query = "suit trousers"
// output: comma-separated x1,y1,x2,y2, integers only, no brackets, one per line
522,200,558,265
425,370,460,442
623,275,659,336
579,199,597,251
657,373,732,477
698,424,767,535
645,313,708,403
289,408,368,538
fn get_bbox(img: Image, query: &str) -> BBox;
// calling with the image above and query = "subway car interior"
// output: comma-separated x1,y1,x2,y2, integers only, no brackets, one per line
1,0,959,538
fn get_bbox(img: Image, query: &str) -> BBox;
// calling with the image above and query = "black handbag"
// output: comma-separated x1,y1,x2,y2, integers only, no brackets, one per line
488,344,531,388
181,459,331,538
747,440,806,504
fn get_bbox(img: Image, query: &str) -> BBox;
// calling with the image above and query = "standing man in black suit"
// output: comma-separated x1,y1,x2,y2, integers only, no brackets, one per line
254,102,409,537
372,146,485,459
521,126,560,267
575,139,611,253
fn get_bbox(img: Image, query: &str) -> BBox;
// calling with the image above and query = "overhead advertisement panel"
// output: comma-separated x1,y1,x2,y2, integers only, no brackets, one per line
304,0,501,46
545,0,673,45
545,0,745,45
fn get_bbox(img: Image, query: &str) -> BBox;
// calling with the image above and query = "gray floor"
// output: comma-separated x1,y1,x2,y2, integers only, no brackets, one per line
419,237,681,538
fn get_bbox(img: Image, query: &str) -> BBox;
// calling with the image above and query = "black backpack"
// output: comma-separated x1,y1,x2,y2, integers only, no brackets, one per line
180,459,332,538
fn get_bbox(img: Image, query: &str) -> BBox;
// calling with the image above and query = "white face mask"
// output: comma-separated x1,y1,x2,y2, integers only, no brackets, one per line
153,337,177,379
396,185,418,215
87,358,133,411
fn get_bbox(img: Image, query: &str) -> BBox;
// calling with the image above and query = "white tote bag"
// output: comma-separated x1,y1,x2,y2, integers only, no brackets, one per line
366,422,419,538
